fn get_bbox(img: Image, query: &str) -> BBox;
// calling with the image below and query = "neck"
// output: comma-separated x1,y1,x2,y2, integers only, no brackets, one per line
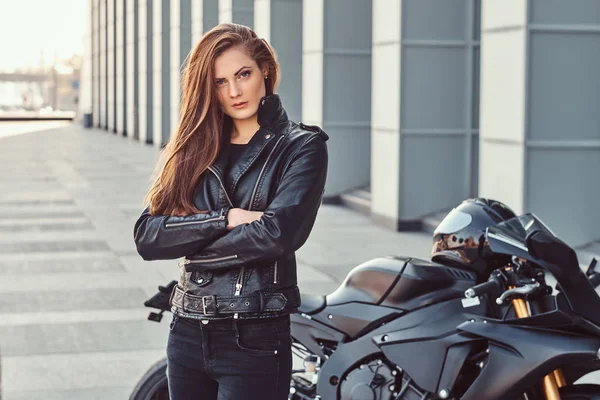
230,116,260,144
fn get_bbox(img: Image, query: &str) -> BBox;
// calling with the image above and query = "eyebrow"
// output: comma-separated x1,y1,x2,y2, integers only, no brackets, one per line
215,66,252,80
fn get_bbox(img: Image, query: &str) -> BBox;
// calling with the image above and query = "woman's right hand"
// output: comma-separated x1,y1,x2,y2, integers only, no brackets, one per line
227,208,264,230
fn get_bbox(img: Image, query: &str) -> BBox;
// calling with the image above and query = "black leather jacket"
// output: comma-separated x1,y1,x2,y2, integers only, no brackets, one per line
133,95,329,320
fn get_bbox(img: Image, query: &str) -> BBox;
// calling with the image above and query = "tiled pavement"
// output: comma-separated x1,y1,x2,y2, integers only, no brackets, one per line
0,121,597,399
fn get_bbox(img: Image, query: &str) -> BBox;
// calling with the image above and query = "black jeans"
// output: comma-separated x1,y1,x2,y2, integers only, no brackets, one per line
166,313,292,400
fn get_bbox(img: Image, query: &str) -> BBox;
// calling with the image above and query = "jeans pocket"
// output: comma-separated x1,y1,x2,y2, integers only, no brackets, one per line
169,314,180,332
235,322,281,356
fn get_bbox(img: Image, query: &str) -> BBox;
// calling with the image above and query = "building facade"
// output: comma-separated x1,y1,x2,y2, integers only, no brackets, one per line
81,0,600,247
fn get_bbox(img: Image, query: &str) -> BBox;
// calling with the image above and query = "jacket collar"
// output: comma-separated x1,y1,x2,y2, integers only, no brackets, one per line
211,94,288,190
257,94,288,131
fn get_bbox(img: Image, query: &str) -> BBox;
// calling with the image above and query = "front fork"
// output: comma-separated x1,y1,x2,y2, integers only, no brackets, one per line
511,292,566,400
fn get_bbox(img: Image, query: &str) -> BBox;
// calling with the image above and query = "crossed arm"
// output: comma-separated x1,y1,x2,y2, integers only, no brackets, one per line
133,135,328,269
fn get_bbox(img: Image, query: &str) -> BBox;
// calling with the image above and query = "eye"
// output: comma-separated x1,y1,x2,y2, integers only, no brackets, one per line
215,79,226,87
239,70,250,79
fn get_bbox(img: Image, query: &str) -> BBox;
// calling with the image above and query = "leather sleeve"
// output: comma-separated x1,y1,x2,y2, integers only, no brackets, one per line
186,134,328,271
133,207,230,261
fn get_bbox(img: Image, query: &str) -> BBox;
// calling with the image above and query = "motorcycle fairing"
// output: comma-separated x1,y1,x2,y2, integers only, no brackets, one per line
458,320,600,400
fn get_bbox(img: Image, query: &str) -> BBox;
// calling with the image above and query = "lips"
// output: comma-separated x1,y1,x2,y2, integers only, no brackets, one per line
232,102,248,109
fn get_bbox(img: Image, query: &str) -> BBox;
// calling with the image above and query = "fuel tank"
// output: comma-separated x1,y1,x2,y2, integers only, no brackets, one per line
326,256,477,311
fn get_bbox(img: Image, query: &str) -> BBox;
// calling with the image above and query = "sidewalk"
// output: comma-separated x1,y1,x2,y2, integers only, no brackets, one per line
0,122,598,399
0,122,434,399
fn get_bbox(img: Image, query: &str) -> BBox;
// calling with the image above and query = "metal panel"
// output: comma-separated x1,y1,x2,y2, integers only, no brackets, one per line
232,0,254,28
401,47,468,130
403,0,468,40
322,126,371,194
472,46,480,129
161,0,171,145
145,0,154,144
121,0,127,136
527,148,600,246
530,0,600,25
473,0,481,40
323,54,371,123
528,32,600,141
324,0,372,49
271,0,302,121
470,134,479,196
400,136,468,218
203,0,220,31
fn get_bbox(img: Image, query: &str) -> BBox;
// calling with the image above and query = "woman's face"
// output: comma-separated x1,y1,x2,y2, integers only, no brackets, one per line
214,46,267,123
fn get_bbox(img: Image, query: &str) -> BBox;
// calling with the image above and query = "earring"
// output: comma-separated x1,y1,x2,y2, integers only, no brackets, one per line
264,75,268,80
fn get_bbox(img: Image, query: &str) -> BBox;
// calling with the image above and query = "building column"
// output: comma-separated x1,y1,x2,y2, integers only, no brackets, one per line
92,0,100,127
99,0,107,128
107,0,116,132
116,0,126,135
219,0,254,27
254,0,302,121
170,0,192,139
192,0,219,43
302,0,372,199
126,0,139,140
370,0,480,230
138,0,153,144
479,0,600,246
153,0,171,147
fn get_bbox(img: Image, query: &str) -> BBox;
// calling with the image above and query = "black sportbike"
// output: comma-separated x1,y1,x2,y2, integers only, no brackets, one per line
130,213,600,399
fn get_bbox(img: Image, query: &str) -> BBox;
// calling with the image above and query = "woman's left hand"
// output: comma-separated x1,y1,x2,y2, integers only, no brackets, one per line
227,208,264,230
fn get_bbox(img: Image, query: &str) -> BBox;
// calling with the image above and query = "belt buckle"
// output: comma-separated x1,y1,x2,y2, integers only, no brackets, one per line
201,296,209,315
201,295,215,315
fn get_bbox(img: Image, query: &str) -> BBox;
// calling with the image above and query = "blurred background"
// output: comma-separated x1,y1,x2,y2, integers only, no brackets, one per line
0,0,86,118
0,0,599,398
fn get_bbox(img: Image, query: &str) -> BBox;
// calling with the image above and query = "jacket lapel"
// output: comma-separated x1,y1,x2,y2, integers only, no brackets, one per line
210,94,289,196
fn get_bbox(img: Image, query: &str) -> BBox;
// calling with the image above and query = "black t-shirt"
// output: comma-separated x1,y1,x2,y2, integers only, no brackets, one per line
226,143,247,188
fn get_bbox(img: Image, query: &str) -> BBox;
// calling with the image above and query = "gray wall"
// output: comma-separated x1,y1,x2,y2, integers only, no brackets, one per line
480,0,600,246
371,0,480,229
85,0,600,246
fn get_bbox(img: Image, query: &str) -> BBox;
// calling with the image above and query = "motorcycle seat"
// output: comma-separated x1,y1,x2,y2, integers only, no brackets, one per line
299,293,326,315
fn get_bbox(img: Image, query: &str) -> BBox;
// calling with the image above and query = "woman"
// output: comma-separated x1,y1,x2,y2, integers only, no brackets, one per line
133,23,329,399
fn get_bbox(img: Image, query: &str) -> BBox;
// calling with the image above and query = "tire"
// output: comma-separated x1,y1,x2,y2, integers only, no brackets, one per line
129,357,169,400
560,384,600,400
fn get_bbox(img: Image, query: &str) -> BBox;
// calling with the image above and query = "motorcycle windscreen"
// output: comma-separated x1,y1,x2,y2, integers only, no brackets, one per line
485,213,555,264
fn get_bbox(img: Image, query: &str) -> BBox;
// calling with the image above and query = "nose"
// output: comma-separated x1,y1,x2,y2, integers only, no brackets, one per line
228,81,241,98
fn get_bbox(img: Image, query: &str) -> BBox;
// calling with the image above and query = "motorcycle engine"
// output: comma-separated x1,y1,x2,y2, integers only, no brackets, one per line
339,359,428,400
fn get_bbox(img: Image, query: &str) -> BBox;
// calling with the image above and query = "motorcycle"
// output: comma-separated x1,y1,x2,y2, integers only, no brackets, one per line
130,212,600,399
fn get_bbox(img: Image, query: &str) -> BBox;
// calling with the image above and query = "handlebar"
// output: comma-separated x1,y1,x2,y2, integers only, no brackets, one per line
464,278,502,299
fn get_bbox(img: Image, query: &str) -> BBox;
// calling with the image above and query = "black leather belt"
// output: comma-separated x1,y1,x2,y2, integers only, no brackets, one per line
170,285,298,316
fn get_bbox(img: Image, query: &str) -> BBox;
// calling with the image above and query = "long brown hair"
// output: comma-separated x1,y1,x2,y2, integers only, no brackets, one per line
144,23,280,216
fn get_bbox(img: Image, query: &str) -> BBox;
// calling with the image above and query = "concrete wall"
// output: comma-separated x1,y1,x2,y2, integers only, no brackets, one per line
86,0,600,246
125,0,138,140
254,0,303,122
303,0,372,198
170,0,193,139
153,0,171,147
479,0,600,246
371,0,481,229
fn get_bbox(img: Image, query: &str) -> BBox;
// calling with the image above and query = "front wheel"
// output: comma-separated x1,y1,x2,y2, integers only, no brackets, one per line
129,357,169,400
560,384,600,399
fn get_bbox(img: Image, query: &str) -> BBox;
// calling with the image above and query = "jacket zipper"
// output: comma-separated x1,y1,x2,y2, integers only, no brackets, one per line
208,166,234,208
273,261,278,284
234,266,245,296
233,266,246,319
165,209,226,228
248,135,285,210
179,255,238,267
